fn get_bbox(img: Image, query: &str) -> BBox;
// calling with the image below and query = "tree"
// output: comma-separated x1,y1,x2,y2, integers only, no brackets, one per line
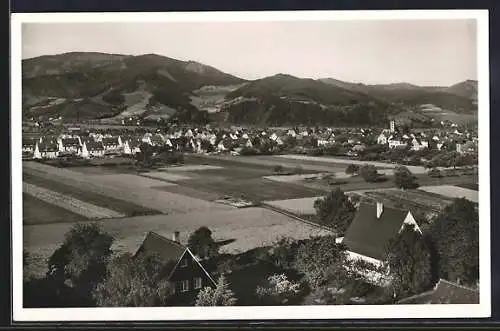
345,164,360,175
273,165,285,174
394,166,419,190
187,226,219,259
360,164,384,182
432,198,479,285
293,236,347,289
93,253,173,307
386,224,433,299
427,168,443,178
313,188,356,234
293,165,304,175
47,223,114,304
267,236,300,270
256,274,302,305
195,274,237,306
137,142,154,166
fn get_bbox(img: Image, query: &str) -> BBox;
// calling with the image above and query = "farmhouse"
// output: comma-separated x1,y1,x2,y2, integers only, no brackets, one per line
396,279,479,304
317,132,336,147
102,136,123,151
377,132,389,145
340,202,421,285
388,135,408,149
410,138,429,151
135,231,216,306
58,137,81,153
22,138,36,153
82,141,105,158
34,142,59,159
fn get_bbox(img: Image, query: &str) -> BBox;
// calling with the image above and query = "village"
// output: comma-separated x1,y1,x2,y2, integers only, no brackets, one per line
22,119,478,163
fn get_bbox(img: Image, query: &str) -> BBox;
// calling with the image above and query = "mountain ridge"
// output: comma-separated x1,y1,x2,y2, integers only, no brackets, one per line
22,52,478,125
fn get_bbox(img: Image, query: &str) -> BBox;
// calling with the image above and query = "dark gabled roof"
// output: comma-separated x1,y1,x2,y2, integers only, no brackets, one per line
135,231,216,286
102,137,119,145
135,231,186,266
62,138,80,146
343,203,408,261
397,279,479,304
86,141,105,151
22,138,36,146
38,143,59,152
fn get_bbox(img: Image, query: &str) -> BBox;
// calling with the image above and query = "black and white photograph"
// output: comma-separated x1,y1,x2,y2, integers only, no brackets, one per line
11,10,490,321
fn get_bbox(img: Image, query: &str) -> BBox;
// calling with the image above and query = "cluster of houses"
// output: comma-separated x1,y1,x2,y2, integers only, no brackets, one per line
376,120,478,153
22,120,478,160
22,134,137,160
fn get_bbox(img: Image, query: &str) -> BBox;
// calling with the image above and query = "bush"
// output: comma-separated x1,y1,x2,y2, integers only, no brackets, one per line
359,164,381,182
428,168,443,178
345,164,360,175
273,165,285,174
293,166,304,175
255,274,302,305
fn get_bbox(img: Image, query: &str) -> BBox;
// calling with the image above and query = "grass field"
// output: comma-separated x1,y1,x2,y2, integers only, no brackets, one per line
141,171,191,182
362,189,454,212
419,185,479,203
263,197,323,215
456,183,479,191
23,171,160,218
24,182,125,219
23,161,231,215
175,177,326,202
23,193,88,225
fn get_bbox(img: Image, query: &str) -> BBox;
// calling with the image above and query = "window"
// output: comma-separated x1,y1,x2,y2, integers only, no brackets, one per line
194,277,203,289
180,280,189,292
180,258,188,267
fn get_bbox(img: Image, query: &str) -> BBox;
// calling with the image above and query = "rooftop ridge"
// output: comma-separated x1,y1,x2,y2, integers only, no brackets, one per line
147,231,186,249
437,278,479,293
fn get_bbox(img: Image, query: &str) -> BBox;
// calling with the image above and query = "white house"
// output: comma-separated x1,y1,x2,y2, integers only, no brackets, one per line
377,132,388,145
411,138,429,151
341,202,422,286
34,142,59,159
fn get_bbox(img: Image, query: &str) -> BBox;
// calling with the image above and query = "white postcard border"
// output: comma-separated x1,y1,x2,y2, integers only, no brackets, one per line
11,9,491,321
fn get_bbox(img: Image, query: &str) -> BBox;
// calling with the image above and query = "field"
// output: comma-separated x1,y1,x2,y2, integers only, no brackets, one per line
362,189,455,212
164,176,326,202
23,193,88,225
456,183,479,191
24,182,125,219
275,154,425,174
141,171,191,182
22,151,479,280
23,170,160,218
263,197,322,215
23,161,231,215
419,185,479,203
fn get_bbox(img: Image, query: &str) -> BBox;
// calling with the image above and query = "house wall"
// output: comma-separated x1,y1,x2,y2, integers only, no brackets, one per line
345,251,392,287
168,250,215,306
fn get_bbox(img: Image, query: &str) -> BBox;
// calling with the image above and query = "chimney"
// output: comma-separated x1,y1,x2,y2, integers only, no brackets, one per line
376,202,383,219
172,231,180,243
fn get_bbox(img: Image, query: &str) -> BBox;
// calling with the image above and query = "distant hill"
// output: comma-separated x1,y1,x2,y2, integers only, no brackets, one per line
319,78,477,113
22,52,477,126
441,79,478,101
22,52,247,123
220,74,402,126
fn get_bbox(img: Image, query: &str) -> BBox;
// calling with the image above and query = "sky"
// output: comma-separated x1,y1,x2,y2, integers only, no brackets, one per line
21,19,477,86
